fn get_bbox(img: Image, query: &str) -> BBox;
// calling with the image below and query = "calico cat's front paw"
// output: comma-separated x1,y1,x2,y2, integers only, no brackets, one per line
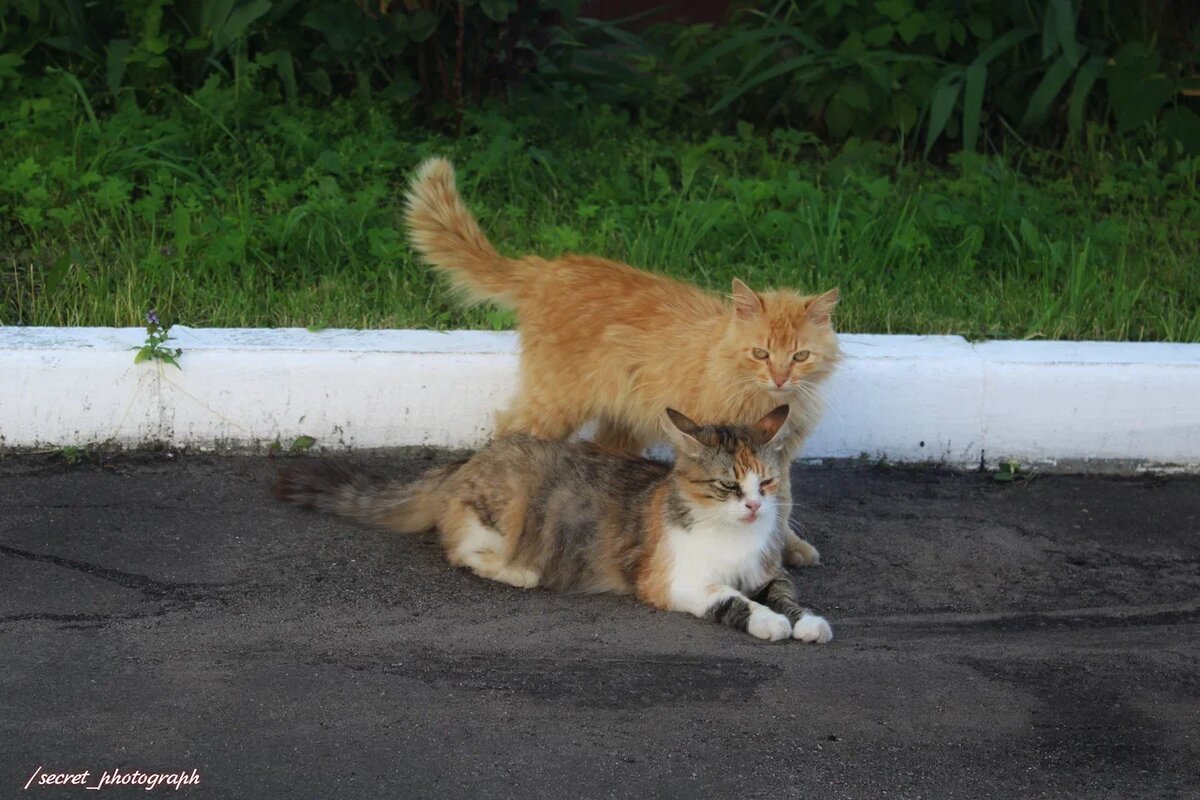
792,612,833,644
747,607,793,641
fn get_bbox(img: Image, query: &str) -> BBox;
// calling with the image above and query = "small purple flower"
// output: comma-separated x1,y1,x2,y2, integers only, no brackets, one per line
146,309,160,327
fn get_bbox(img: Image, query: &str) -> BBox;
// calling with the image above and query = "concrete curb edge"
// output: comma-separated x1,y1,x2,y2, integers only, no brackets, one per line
3,327,1198,472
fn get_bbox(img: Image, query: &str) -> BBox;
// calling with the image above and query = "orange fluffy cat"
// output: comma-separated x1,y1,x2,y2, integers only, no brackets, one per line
404,158,840,567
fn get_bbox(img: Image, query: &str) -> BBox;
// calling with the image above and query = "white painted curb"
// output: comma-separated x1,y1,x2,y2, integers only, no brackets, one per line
2,327,1198,471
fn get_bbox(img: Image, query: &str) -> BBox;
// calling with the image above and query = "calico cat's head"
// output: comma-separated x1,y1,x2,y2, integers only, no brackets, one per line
720,278,840,396
663,405,791,528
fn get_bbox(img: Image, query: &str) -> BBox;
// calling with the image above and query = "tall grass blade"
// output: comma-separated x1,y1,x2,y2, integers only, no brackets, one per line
709,54,823,113
1018,53,1075,133
924,72,963,157
1067,55,1105,139
962,64,987,151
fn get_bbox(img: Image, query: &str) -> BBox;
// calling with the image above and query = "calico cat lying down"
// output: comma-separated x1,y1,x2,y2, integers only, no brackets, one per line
275,406,832,643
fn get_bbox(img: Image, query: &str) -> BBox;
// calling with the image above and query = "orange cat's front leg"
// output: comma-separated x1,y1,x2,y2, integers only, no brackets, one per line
494,391,580,441
778,470,821,567
784,532,821,566
593,418,648,455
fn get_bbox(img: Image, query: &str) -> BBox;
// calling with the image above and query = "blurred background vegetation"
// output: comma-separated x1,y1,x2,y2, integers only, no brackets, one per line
1,0,1198,339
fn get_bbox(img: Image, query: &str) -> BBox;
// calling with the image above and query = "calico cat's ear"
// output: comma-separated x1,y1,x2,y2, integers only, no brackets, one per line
731,278,765,321
806,288,839,326
751,405,791,449
663,408,704,458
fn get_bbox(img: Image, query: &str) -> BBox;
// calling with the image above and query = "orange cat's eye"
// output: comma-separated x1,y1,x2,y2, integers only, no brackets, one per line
792,350,811,362
751,348,769,360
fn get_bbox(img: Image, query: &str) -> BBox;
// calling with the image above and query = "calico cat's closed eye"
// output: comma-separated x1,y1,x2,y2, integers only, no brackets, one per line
792,350,811,362
760,478,776,489
751,348,769,360
717,480,740,492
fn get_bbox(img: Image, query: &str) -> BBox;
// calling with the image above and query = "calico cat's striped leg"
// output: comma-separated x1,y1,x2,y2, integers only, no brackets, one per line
756,576,833,643
669,584,791,641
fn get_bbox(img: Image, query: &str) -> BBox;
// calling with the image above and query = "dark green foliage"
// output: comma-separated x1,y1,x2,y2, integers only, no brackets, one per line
655,0,1200,156
2,1,1195,154
0,0,591,120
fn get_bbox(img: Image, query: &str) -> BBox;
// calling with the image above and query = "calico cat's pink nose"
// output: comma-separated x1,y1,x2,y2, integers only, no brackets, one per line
745,498,762,513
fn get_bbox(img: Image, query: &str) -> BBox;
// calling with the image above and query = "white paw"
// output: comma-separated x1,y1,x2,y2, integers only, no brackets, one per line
747,608,792,642
792,612,833,644
513,568,541,589
494,565,541,589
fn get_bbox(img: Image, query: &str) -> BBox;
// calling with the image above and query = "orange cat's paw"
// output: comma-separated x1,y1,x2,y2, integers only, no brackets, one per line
783,534,821,567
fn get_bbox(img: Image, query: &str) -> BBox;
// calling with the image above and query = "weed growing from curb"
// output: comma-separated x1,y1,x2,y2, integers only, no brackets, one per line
132,309,182,369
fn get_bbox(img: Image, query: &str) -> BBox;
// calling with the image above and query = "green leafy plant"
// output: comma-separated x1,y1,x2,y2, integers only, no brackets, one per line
57,445,87,465
268,434,317,456
289,434,316,453
993,458,1035,483
132,309,183,369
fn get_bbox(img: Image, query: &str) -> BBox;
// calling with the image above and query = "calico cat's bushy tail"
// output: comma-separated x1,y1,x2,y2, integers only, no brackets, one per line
273,460,462,533
404,157,526,309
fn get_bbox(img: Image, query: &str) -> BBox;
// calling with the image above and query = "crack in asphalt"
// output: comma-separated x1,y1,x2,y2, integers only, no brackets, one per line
839,601,1200,632
0,543,216,598
0,543,256,629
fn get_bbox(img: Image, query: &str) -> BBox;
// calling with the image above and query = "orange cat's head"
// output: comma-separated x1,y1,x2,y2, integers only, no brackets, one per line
718,279,841,397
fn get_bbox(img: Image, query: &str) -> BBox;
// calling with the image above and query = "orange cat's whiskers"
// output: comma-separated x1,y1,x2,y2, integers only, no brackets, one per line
726,377,765,400
792,381,832,417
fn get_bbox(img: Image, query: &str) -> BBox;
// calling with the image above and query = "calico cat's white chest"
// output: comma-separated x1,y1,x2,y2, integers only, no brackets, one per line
664,516,776,593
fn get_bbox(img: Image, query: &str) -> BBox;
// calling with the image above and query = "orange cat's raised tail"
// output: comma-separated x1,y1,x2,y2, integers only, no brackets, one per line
403,157,526,308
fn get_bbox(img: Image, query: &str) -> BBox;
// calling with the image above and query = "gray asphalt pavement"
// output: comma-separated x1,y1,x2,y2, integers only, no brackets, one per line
1,452,1198,799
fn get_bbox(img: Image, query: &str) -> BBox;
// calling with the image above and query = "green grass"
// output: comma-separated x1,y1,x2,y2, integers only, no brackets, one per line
2,76,1198,341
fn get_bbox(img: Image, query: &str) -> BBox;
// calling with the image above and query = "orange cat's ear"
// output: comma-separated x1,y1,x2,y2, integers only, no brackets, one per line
731,278,765,321
663,408,703,458
751,405,790,449
806,288,839,326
